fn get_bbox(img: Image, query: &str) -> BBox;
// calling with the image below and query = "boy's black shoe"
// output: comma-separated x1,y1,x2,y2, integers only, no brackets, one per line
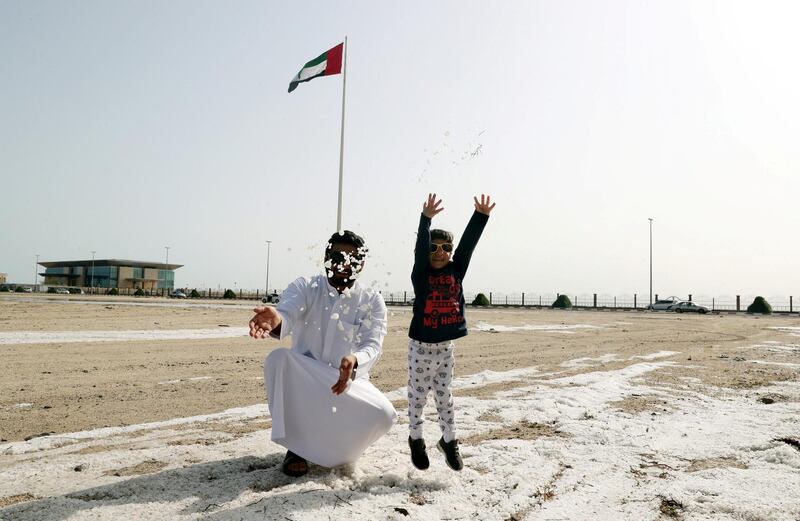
437,437,463,471
408,436,430,470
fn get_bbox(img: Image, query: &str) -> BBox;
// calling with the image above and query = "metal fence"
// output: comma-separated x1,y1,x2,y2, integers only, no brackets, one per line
381,291,797,313
40,287,274,300
25,285,797,313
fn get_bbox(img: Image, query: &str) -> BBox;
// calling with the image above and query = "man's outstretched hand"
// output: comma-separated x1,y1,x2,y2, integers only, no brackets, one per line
249,306,282,339
474,194,496,215
331,354,357,395
422,193,444,219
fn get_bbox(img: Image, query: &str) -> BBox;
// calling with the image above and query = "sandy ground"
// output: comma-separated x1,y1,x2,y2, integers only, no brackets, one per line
2,295,800,520
1,295,798,443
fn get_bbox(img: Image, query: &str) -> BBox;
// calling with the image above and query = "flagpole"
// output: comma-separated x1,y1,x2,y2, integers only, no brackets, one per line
336,36,348,231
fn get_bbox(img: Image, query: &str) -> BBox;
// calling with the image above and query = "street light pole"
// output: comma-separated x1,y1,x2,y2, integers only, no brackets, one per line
164,246,171,295
34,254,39,292
90,251,96,294
648,218,653,306
265,240,272,296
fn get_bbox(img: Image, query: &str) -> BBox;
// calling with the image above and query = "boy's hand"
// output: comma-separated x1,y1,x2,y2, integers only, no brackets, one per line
249,306,282,339
474,194,496,215
422,193,444,219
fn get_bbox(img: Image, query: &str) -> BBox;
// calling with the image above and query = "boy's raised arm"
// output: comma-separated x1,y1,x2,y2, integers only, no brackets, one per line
453,194,495,279
413,193,443,278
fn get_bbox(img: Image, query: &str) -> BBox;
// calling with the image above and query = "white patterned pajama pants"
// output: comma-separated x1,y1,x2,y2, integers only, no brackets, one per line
407,339,456,442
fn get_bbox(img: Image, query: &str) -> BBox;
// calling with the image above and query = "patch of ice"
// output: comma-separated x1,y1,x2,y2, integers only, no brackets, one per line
739,343,800,353
0,328,250,345
561,353,621,368
0,295,256,310
384,366,546,401
3,362,800,520
472,321,604,333
747,360,800,368
1,403,270,455
630,351,679,361
770,327,800,337
157,376,213,385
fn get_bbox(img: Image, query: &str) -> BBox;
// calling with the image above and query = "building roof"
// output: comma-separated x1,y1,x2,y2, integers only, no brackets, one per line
39,259,183,270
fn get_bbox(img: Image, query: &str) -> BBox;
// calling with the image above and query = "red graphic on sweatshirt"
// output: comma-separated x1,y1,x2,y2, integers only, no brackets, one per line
422,274,464,329
424,291,459,317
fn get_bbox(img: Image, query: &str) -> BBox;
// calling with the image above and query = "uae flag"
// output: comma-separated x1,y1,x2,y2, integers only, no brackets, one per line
288,42,344,93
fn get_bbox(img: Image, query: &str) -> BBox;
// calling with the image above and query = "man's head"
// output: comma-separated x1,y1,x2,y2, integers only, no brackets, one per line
325,230,367,288
429,229,454,270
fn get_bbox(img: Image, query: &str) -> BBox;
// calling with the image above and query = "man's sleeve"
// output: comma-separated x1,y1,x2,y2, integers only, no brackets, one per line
352,293,388,375
412,213,432,286
453,211,490,279
274,277,309,340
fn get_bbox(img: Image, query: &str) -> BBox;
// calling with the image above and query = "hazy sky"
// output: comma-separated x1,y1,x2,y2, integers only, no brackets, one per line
2,1,798,299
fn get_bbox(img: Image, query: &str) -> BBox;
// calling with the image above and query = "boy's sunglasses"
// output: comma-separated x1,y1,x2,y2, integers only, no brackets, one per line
429,243,454,254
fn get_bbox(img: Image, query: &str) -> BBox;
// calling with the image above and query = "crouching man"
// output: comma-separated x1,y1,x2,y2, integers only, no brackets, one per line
249,231,396,477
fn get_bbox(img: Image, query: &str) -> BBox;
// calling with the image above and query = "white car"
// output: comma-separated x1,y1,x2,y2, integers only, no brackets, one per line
647,297,681,311
54,288,70,294
261,293,280,304
673,301,709,314
170,290,188,299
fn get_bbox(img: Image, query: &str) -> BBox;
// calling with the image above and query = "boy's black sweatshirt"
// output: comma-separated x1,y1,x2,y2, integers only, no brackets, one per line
408,211,489,343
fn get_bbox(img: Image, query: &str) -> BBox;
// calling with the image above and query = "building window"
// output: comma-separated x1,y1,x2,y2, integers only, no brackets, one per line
157,270,174,290
87,266,118,288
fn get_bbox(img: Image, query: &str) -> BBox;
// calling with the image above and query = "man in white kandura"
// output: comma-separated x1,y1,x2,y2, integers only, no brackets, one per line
249,230,396,477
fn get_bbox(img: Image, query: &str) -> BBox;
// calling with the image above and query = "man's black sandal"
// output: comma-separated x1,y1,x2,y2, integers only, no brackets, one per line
408,436,430,470
437,437,463,471
281,450,308,477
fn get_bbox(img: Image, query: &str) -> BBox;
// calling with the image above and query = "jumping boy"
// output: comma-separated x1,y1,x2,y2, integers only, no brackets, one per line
407,193,496,471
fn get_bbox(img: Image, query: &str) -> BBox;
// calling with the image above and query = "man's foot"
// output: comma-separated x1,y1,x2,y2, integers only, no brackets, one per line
281,450,308,477
437,437,463,471
408,436,430,470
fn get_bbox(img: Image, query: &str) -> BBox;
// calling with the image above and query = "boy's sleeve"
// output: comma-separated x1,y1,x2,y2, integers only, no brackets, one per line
411,213,432,285
453,211,490,279
274,277,310,339
352,293,388,376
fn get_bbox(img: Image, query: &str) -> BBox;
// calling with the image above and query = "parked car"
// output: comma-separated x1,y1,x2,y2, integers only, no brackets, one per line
673,301,709,314
170,290,188,299
68,287,84,294
647,296,681,311
54,287,70,294
16,286,33,293
261,292,280,304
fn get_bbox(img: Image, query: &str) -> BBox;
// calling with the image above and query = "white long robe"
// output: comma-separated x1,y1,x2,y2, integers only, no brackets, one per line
264,274,397,467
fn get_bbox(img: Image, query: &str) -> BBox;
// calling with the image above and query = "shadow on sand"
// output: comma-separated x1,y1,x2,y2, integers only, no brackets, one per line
1,452,448,520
